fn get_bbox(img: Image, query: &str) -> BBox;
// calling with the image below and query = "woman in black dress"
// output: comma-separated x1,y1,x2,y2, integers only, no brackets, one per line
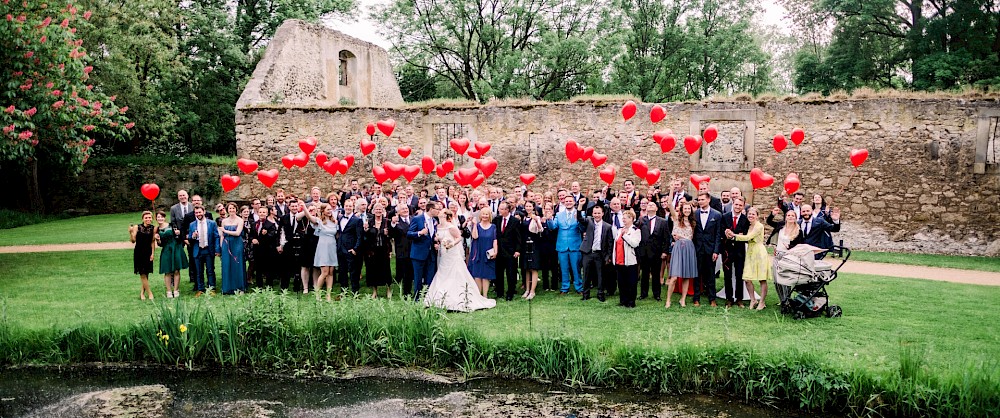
295,203,320,294
131,211,157,301
365,203,392,298
521,201,543,300
240,205,255,287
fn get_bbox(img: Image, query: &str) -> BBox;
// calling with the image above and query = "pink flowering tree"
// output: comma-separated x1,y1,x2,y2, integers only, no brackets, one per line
1,1,131,209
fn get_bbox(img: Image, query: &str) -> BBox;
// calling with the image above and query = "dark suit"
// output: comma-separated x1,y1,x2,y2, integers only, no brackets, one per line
249,218,280,288
406,214,438,299
799,216,841,259
692,207,722,303
720,211,750,304
277,212,298,290
638,215,669,299
709,196,723,213
186,217,220,292
390,216,414,296
579,218,613,300
337,214,365,291
493,214,524,300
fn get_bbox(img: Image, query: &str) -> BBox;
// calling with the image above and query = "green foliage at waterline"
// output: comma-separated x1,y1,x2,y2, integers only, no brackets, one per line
1,292,997,417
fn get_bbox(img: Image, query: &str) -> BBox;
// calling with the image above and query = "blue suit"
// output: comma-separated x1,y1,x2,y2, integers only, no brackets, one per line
407,214,438,299
187,218,221,291
546,208,585,292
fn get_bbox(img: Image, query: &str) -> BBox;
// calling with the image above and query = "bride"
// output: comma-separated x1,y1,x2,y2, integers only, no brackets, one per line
423,209,497,312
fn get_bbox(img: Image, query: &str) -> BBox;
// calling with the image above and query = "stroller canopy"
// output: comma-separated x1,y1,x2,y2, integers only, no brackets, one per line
775,244,825,287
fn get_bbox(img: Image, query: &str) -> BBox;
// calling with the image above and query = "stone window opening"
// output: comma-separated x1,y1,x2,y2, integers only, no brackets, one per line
432,123,470,162
974,109,1000,174
338,50,355,86
987,116,999,165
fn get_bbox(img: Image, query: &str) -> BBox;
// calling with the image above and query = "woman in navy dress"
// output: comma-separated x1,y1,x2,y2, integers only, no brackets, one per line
219,202,246,294
468,208,497,298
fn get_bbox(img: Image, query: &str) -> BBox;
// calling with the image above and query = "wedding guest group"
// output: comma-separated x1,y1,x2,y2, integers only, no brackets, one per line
131,177,841,311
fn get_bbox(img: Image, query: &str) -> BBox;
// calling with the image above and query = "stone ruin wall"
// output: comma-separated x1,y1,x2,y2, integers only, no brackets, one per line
235,99,1000,256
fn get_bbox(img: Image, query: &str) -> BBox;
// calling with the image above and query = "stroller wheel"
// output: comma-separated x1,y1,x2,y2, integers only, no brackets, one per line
827,305,842,318
793,311,806,320
780,303,791,315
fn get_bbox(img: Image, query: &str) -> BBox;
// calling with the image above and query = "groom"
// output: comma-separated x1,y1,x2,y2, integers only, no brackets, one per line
408,201,441,300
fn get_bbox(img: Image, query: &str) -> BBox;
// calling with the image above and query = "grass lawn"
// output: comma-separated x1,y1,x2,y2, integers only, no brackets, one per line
852,250,1000,273
2,250,999,381
0,212,141,246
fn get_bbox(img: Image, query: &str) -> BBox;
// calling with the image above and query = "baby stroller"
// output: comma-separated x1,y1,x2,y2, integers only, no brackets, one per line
774,245,851,319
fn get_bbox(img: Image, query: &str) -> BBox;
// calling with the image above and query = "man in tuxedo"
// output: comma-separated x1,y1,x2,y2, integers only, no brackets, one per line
390,204,414,297
407,201,441,300
546,195,585,294
638,200,669,301
720,197,750,307
277,199,299,290
491,202,523,301
693,192,722,307
181,195,212,286
336,199,355,289
579,205,613,301
799,204,841,259
487,187,504,214
250,207,280,288
339,199,366,292
186,207,220,296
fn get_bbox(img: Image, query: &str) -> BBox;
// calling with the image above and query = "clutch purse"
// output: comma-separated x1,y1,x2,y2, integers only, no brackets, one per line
486,248,497,259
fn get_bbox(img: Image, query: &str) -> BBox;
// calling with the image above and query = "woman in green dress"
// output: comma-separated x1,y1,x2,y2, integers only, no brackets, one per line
155,211,188,298
726,207,772,310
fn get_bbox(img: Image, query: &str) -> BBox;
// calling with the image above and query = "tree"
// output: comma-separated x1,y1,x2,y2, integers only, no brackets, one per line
1,1,132,210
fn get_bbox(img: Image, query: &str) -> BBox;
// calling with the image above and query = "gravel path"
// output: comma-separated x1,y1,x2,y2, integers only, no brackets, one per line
2,242,998,286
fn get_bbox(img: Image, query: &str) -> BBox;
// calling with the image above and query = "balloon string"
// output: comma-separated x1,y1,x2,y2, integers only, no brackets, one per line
836,168,859,198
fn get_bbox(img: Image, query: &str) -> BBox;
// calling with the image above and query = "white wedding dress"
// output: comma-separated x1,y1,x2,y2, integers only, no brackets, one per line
423,223,497,312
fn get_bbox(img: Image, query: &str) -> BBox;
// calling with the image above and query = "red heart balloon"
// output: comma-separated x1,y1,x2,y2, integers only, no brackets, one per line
336,159,349,174
631,159,648,178
360,138,376,156
220,174,241,193
650,105,666,123
703,125,718,143
450,137,471,155
402,165,421,182
372,166,389,184
315,152,328,167
421,156,435,174
383,162,404,180
690,174,711,189
376,118,396,137
474,141,491,156
750,168,775,190
435,164,448,178
456,167,479,186
622,100,637,121
236,158,258,174
599,166,616,185
140,183,159,201
565,140,582,163
292,152,309,168
773,134,788,153
519,173,536,186
790,128,805,145
466,148,482,159
281,154,295,170
471,173,486,188
397,146,412,158
343,154,355,169
474,157,499,178
645,168,661,186
299,137,317,154
683,135,702,155
440,158,455,174
365,122,376,136
783,172,800,195
580,146,595,162
652,130,670,144
323,158,340,175
850,148,869,168
590,153,608,167
659,134,676,153
257,169,279,188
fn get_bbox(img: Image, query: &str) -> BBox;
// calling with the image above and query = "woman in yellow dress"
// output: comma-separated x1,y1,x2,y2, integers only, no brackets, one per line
726,206,772,310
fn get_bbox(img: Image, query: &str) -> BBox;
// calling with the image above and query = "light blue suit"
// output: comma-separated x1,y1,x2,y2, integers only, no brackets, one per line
546,209,584,292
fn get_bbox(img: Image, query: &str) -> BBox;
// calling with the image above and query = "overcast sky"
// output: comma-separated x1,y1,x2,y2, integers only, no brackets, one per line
325,0,790,50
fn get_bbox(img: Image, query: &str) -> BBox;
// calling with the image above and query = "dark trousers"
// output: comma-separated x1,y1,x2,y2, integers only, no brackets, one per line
254,251,277,288
192,250,216,292
694,252,717,303
616,264,639,307
280,249,296,290
187,244,196,283
411,256,436,300
347,251,362,292
540,251,559,290
723,249,745,303
494,254,518,299
602,264,616,295
580,251,605,297
639,256,662,299
337,248,350,288
395,256,413,296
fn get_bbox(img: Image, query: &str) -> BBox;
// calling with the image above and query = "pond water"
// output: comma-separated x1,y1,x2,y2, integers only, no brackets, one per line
0,367,787,417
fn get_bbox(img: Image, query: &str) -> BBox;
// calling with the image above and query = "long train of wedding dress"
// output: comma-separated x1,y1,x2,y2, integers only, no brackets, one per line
423,225,497,312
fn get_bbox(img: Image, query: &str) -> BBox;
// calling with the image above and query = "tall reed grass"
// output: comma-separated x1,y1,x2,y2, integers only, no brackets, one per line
0,292,996,417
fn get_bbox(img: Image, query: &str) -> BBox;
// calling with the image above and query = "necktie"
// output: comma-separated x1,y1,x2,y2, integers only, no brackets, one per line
614,213,621,228
292,218,296,232
502,217,507,232
649,218,653,231
256,220,262,234
181,205,186,218
733,215,738,230
804,221,811,236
